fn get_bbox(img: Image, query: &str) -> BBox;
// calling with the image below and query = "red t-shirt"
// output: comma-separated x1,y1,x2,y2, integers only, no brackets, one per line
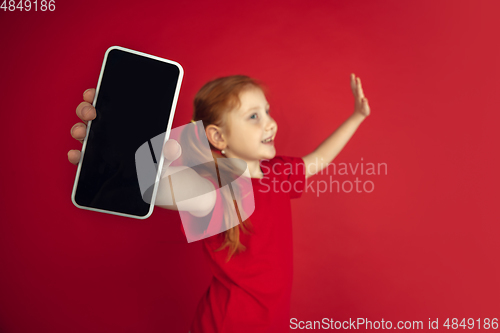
186,155,306,333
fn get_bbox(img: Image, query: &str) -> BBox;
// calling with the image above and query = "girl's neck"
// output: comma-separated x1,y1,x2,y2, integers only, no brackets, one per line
221,151,264,179
247,160,264,179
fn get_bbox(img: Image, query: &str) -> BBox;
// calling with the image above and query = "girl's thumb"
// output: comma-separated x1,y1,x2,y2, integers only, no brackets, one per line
163,139,182,164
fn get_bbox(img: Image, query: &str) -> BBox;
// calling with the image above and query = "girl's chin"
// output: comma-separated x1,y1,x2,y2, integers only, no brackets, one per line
263,149,277,159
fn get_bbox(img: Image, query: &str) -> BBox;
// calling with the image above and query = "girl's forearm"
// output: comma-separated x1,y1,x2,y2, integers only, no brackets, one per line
314,112,366,165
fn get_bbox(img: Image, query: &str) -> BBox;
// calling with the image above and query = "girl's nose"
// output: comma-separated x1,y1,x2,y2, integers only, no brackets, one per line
265,115,277,131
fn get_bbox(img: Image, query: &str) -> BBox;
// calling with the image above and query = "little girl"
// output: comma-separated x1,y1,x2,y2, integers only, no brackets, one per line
68,73,370,332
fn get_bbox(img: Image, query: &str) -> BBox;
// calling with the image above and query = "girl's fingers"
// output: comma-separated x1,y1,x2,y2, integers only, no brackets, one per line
76,101,96,125
357,77,365,99
83,88,96,104
352,74,368,110
71,122,87,143
364,98,370,113
160,139,182,178
69,89,96,167
162,139,182,164
68,149,81,165
350,73,356,93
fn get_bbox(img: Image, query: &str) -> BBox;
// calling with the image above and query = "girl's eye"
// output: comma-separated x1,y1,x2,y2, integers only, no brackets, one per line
249,109,270,119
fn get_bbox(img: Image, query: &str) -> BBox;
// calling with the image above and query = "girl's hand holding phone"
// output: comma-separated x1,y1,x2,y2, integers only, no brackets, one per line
68,88,182,168
68,88,97,164
68,88,215,217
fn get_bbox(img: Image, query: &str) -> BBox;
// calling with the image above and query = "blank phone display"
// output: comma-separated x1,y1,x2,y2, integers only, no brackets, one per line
73,48,182,218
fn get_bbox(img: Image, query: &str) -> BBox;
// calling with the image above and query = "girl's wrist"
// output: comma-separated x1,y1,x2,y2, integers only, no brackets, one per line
351,110,367,122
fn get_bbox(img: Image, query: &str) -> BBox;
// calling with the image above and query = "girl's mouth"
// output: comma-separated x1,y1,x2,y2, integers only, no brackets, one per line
262,136,274,144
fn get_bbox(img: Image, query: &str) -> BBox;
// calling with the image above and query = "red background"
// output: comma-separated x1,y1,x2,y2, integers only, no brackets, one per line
1,0,499,332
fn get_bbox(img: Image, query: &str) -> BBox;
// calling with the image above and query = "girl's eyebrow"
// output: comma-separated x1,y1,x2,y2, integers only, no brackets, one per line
244,107,259,114
243,104,270,115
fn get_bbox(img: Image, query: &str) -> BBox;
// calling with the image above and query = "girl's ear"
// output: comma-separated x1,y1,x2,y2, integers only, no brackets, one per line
206,124,227,150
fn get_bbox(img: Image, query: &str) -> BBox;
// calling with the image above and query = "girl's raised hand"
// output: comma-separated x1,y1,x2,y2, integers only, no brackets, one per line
350,73,370,117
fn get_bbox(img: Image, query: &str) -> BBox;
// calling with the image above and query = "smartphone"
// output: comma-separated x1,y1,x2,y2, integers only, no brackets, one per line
71,46,183,219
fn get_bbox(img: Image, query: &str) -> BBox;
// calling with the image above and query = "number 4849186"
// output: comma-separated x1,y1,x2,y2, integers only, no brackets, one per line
443,318,498,330
1,0,56,11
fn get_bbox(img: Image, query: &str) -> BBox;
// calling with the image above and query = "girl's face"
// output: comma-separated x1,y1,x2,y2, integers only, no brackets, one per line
223,87,278,163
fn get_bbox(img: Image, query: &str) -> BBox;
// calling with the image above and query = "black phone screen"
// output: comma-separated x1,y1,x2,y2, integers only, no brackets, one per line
72,47,182,219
